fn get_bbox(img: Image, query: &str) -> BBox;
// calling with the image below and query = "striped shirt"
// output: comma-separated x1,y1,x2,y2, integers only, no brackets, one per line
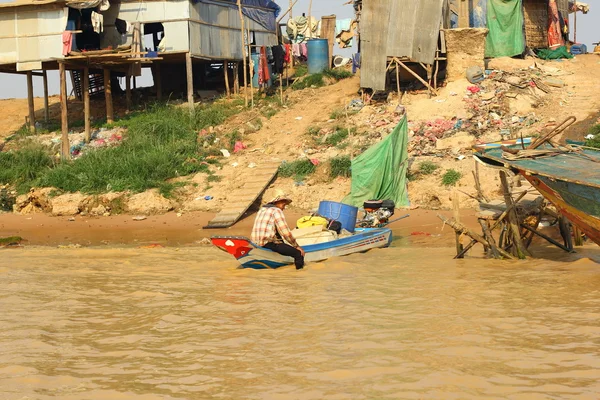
251,206,299,248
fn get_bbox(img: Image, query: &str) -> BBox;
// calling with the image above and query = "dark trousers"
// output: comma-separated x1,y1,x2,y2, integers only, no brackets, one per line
264,242,304,269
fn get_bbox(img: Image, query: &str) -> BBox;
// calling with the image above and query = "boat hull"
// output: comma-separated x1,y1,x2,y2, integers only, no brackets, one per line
522,173,600,246
212,228,393,269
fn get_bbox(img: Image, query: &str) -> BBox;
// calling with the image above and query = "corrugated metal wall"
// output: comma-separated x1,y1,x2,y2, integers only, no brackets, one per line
360,0,444,91
189,2,277,60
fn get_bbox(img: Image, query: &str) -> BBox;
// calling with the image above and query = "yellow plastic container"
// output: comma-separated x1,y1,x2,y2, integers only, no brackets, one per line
296,216,328,229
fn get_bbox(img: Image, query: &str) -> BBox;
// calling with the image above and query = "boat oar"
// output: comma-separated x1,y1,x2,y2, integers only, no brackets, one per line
380,214,410,227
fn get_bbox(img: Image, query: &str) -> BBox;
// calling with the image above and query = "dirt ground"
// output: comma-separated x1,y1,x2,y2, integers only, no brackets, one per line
2,54,600,221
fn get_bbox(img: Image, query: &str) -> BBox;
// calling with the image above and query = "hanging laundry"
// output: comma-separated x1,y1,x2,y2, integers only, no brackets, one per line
258,46,270,85
300,43,308,59
115,18,127,35
292,43,301,58
91,11,103,33
62,31,73,56
548,0,565,49
272,45,285,74
284,44,291,64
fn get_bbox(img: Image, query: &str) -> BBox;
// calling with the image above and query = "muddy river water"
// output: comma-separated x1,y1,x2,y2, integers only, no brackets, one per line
2,243,600,399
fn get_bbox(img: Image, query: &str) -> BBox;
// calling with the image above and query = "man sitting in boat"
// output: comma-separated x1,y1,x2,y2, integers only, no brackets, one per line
251,193,306,270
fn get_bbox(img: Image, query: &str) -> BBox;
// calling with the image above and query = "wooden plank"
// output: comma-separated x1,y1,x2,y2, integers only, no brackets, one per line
186,52,194,114
321,15,336,68
59,62,70,160
204,162,280,229
42,70,49,123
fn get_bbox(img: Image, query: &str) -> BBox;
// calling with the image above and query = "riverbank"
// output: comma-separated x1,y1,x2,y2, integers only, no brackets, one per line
0,208,479,248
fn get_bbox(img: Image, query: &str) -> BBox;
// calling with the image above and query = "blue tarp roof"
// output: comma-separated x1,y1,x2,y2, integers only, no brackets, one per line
195,0,281,31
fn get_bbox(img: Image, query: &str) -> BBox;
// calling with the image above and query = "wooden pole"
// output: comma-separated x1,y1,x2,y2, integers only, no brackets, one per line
248,28,254,108
573,225,584,246
83,66,91,143
277,0,300,24
59,62,70,160
186,52,194,114
289,0,292,18
233,62,239,94
574,1,577,43
156,63,163,101
480,219,501,258
125,74,132,112
103,69,114,124
395,61,401,102
279,73,284,104
500,171,529,259
224,61,231,97
307,0,313,39
26,71,36,133
453,189,464,258
521,223,574,253
42,70,49,123
237,0,248,107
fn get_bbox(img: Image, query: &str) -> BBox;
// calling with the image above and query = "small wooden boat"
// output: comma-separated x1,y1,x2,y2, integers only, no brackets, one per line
211,228,393,269
474,141,600,246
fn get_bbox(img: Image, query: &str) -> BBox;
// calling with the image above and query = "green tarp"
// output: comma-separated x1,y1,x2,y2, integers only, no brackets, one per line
536,46,574,60
485,0,525,58
343,115,409,208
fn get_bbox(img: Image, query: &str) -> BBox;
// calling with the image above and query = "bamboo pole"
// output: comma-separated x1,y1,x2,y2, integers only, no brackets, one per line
26,71,35,133
289,0,292,18
59,62,70,160
248,28,254,108
480,220,501,258
233,62,239,94
42,70,49,123
224,61,230,97
277,0,300,24
307,0,313,39
500,171,529,259
237,0,248,107
83,66,91,143
186,52,194,114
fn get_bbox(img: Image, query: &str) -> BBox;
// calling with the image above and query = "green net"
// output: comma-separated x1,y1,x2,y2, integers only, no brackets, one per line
342,115,410,208
485,0,525,58
535,46,574,60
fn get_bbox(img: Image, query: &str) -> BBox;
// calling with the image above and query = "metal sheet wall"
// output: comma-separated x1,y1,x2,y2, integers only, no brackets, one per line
189,2,277,60
360,0,444,90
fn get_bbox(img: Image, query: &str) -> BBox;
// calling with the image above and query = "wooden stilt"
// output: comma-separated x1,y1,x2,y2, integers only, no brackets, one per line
521,223,575,253
233,62,239,94
103,69,114,124
237,0,248,107
395,61,401,102
248,28,254,108
42,70,49,123
439,214,516,259
500,171,529,259
59,62,70,160
480,220,501,258
279,73,283,104
26,71,35,133
224,61,231,97
558,216,574,251
186,52,194,114
125,74,132,112
524,212,543,249
573,225,584,246
453,190,464,258
156,63,162,101
83,66,91,143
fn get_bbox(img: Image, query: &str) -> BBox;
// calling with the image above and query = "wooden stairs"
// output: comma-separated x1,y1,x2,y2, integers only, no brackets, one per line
203,160,281,229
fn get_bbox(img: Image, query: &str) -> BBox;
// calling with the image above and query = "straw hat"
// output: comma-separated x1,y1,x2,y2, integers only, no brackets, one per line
268,190,293,205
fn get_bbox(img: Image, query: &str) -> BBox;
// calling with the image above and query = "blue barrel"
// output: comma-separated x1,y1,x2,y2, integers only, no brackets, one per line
570,44,587,55
318,201,358,233
307,39,330,74
251,53,272,88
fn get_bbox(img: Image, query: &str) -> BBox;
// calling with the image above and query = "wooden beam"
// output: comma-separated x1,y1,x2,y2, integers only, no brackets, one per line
42,70,49,123
83,66,91,143
395,58,437,96
59,62,70,160
237,0,248,107
186,52,194,114
26,71,36,133
521,223,575,253
104,69,114,124
233,62,239,94
500,171,529,259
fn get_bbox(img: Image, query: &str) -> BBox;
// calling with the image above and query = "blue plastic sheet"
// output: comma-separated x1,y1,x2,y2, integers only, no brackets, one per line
194,0,280,31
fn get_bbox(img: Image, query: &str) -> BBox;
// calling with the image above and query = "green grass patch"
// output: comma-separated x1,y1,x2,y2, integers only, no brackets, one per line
324,127,355,147
330,156,352,178
0,236,23,245
293,65,308,78
158,181,186,199
292,73,325,90
278,159,316,181
441,169,462,186
419,161,439,175
307,126,320,136
0,143,55,194
36,103,240,194
323,68,353,80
